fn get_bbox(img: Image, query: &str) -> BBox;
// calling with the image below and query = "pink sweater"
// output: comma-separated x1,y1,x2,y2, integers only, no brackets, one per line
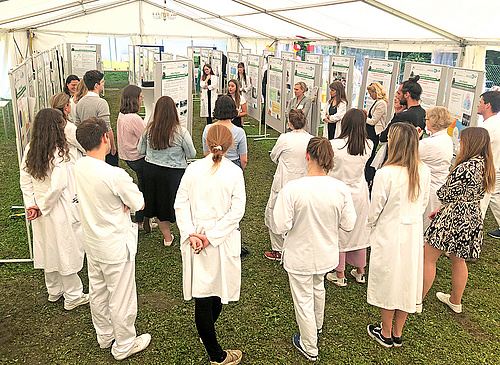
117,112,146,161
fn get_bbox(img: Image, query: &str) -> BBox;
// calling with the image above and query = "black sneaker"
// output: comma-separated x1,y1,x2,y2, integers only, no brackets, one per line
367,324,393,348
487,229,500,238
391,332,402,347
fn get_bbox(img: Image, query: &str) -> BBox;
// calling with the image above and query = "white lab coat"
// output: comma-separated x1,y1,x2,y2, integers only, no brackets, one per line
322,100,347,138
238,76,252,101
264,130,313,240
174,156,246,304
274,176,356,275
200,75,219,118
367,164,430,313
19,145,83,275
328,138,373,252
419,130,453,230
65,121,85,164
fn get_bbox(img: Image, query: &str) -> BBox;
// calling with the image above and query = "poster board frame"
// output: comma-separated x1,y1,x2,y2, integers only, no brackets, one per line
328,55,355,106
263,49,277,58
227,52,242,83
305,53,324,65
403,61,449,110
211,49,224,93
265,56,287,133
246,54,263,122
66,43,102,78
154,59,194,135
358,58,400,126
32,52,47,112
128,45,135,85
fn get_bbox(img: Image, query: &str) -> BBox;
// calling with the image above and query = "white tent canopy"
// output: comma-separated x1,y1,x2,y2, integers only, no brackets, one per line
1,0,499,94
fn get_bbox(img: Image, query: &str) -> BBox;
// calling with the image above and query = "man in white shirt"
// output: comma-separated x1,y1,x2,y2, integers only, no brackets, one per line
74,117,150,360
478,91,500,238
75,70,118,166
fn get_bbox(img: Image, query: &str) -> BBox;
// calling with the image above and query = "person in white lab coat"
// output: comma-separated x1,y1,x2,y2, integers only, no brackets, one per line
74,118,150,361
19,108,88,310
175,124,246,365
418,106,454,230
274,137,356,362
200,63,219,125
367,122,430,348
237,62,251,101
322,81,348,140
227,79,247,128
326,109,373,286
264,109,313,261
422,127,495,314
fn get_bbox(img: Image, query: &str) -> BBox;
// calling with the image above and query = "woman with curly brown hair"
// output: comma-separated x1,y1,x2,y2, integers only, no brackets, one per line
19,108,88,310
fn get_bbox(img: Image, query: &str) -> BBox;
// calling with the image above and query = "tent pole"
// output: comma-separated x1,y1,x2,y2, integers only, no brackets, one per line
139,0,144,43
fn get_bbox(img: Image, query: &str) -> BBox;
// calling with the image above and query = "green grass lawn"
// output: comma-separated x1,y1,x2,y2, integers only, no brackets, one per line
1,86,499,364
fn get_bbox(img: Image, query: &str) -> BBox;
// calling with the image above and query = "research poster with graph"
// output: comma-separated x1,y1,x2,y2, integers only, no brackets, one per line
9,62,32,161
404,62,448,110
246,54,262,121
227,52,241,81
70,43,97,77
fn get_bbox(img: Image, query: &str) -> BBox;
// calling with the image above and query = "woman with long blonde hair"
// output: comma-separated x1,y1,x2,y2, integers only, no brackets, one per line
366,122,430,348
174,124,245,365
422,127,495,314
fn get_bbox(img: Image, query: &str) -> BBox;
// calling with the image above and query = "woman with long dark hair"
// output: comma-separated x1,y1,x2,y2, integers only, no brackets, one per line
422,127,495,314
323,81,348,139
138,96,196,246
117,85,154,231
237,62,251,100
64,75,80,122
20,108,88,310
50,92,85,164
175,124,245,365
200,64,218,125
326,109,372,287
367,122,430,348
227,79,247,128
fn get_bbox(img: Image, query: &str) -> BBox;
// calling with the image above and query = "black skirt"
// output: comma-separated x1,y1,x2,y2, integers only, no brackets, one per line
143,161,185,222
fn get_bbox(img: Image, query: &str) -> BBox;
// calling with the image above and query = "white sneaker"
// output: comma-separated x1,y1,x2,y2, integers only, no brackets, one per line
64,293,90,310
350,269,366,283
436,292,462,313
326,272,347,287
164,234,175,247
48,293,62,302
114,333,151,360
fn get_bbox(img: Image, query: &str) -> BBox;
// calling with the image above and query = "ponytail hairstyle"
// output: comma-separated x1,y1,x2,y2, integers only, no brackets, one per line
50,92,71,119
306,136,334,173
385,122,422,202
401,75,423,101
454,127,495,193
74,80,88,104
206,124,234,172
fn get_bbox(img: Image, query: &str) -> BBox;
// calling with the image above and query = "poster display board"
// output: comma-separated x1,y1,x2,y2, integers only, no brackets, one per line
305,53,324,65
154,59,193,134
134,46,141,86
358,58,400,126
290,60,323,135
282,52,296,108
246,54,263,122
162,52,174,61
241,48,251,65
43,51,54,102
200,48,211,67
263,49,277,58
128,45,135,84
57,43,67,81
445,67,485,150
50,48,62,94
265,57,286,133
227,52,241,82
329,55,355,104
27,59,38,115
211,49,224,93
403,62,449,110
33,53,47,112
67,43,101,77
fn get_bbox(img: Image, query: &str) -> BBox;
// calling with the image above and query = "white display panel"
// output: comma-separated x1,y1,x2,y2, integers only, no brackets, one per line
33,53,47,112
445,67,485,150
403,62,449,110
50,48,62,94
227,52,241,82
43,51,53,102
128,45,135,84
211,49,224,93
328,55,355,105
266,57,286,133
134,46,141,86
241,48,251,65
200,48,211,67
67,43,100,77
246,54,263,122
154,59,194,134
358,58,400,126
305,53,324,65
263,49,277,58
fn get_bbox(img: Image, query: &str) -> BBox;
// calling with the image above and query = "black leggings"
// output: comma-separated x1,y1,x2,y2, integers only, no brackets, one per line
195,296,225,362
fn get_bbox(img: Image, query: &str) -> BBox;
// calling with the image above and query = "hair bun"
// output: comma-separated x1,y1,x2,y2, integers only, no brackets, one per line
409,75,420,83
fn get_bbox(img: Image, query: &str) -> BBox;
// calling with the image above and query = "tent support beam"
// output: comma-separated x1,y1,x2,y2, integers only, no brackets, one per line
142,0,238,38
170,0,275,40
0,0,101,26
232,0,340,41
10,0,135,31
199,0,359,19
361,0,466,45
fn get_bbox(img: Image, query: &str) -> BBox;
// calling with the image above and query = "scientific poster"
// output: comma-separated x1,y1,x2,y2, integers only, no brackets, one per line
293,63,315,100
200,48,210,67
241,48,251,65
247,55,261,112
268,57,283,119
227,52,241,82
361,59,394,112
161,61,190,129
447,68,480,137
43,51,53,101
408,63,443,110
305,53,323,64
10,63,32,159
330,56,351,86
263,49,277,58
70,44,97,77
34,54,46,111
134,46,141,85
211,50,223,91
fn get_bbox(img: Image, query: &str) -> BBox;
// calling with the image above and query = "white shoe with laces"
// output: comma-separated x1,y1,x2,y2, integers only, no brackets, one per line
326,272,347,287
436,292,462,313
350,269,366,283
113,333,151,360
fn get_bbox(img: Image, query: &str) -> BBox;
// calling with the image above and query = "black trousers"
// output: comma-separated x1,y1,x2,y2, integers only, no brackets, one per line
125,158,146,223
195,296,225,362
365,135,379,191
105,152,119,167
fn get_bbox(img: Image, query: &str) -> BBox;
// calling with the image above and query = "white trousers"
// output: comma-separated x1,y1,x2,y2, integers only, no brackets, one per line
269,229,284,252
288,272,326,357
87,257,137,359
44,271,84,304
481,169,500,225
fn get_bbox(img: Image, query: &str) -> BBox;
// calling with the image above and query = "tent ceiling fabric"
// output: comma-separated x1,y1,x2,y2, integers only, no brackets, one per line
0,0,499,45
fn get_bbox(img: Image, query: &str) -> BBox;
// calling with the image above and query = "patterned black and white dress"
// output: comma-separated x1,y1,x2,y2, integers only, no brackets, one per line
424,156,485,259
